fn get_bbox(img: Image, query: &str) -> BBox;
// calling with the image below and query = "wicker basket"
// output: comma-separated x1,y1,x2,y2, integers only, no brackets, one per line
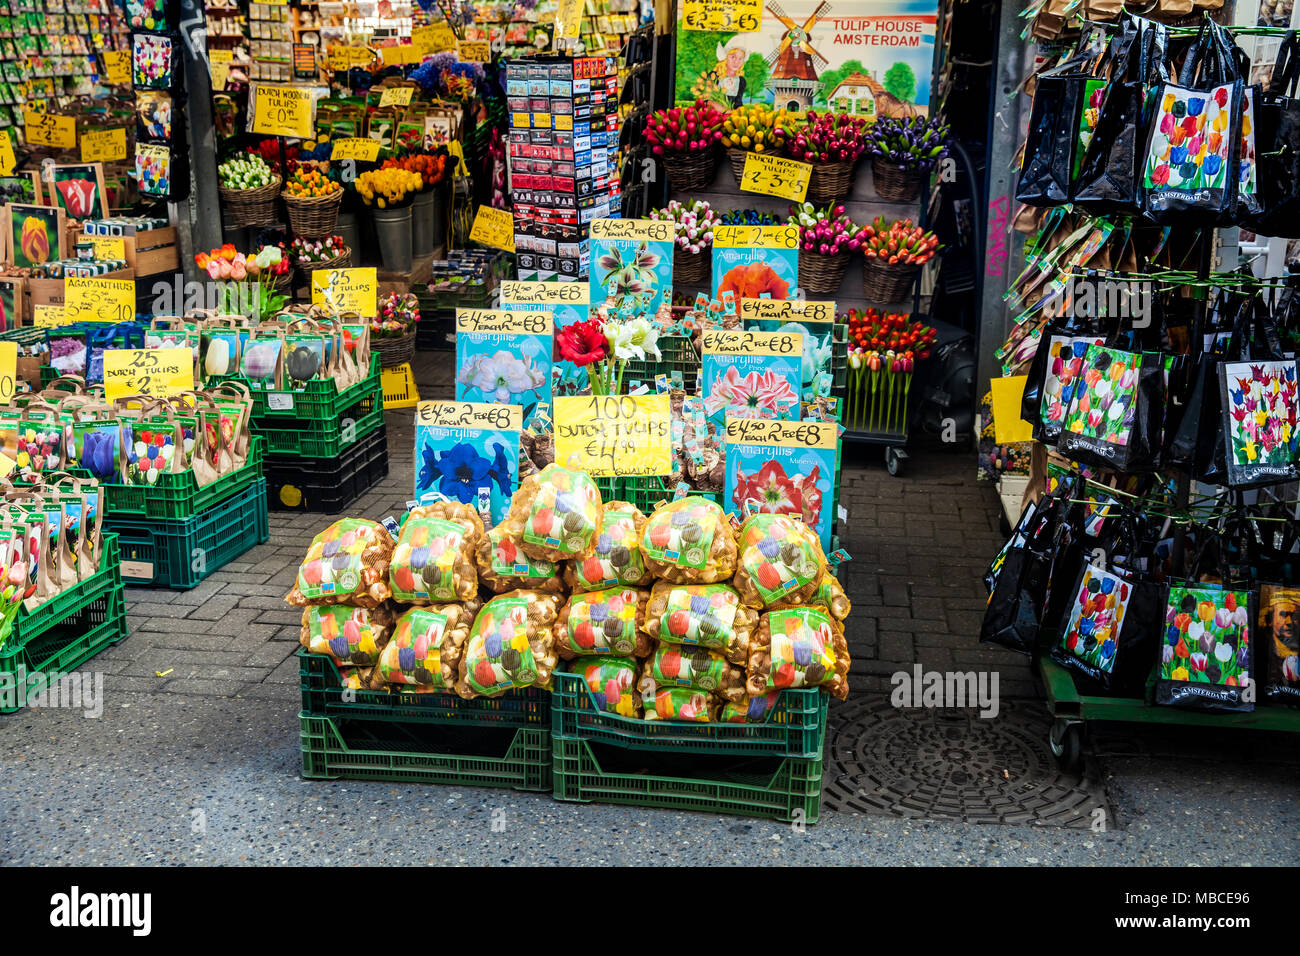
373,330,416,367
798,250,850,296
296,247,353,285
269,269,295,296
871,159,923,203
806,161,855,205
219,175,282,229
664,148,717,193
726,148,753,183
283,189,342,237
862,257,919,304
673,247,710,287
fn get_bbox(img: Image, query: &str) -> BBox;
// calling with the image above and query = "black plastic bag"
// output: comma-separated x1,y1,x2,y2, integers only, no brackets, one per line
1016,34,1106,207
1141,20,1246,225
980,495,1060,655
1074,18,1167,215
1244,31,1300,237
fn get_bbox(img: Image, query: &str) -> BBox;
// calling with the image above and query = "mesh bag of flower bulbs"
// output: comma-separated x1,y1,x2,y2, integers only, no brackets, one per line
504,464,605,563
455,590,563,698
475,521,565,594
287,518,394,608
389,502,482,604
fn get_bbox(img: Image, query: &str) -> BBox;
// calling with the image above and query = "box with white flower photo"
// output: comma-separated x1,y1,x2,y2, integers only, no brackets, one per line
454,308,553,425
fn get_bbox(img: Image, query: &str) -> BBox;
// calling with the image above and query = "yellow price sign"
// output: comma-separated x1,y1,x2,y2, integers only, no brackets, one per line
681,0,762,31
0,341,15,405
499,280,589,306
378,86,415,108
554,395,673,477
589,218,673,243
0,134,14,176
88,235,126,261
724,417,838,449
209,49,234,88
412,24,457,55
702,329,802,357
80,128,127,163
458,39,491,62
330,137,382,162
740,298,837,324
416,400,523,431
553,0,584,39
64,276,136,324
739,152,812,202
252,84,315,139
101,50,130,86
329,46,373,70
32,305,65,328
455,309,552,335
311,267,378,318
468,205,516,253
24,111,77,149
990,375,1034,444
102,348,193,402
712,223,800,250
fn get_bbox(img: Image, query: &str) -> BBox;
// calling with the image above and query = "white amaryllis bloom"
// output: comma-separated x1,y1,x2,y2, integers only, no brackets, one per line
612,317,661,362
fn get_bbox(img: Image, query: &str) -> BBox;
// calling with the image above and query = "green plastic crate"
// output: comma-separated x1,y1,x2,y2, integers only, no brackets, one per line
299,650,549,727
1,534,122,656
551,735,824,823
104,438,265,521
210,353,382,421
110,478,269,589
299,712,552,792
618,475,719,512
0,575,127,714
251,386,384,458
552,671,827,758
623,333,699,394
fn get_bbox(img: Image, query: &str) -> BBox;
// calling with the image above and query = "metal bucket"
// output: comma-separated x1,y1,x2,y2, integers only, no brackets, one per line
372,205,413,274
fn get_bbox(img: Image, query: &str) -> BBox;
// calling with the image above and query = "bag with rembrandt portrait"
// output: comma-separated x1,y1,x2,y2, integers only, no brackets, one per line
1258,583,1300,706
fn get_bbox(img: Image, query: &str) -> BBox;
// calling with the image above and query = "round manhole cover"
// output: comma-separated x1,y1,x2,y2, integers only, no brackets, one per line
823,697,1113,828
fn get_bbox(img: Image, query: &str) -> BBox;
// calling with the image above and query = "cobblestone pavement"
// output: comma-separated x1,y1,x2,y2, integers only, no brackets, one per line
2,349,1297,864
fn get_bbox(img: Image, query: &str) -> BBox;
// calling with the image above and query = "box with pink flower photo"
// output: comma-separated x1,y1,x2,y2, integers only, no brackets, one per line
701,328,803,433
724,417,838,551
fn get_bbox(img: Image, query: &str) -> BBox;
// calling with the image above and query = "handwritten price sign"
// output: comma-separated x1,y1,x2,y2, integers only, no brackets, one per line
589,218,674,243
681,0,761,32
739,152,812,202
252,84,315,139
81,128,127,163
555,395,673,477
24,111,77,149
740,298,837,324
311,267,378,318
330,137,382,162
101,50,130,86
702,328,802,356
378,86,415,108
103,348,193,402
712,223,800,250
468,205,516,252
0,341,15,405
64,277,135,324
500,280,589,306
724,417,837,449
0,133,14,176
416,400,522,431
455,309,552,335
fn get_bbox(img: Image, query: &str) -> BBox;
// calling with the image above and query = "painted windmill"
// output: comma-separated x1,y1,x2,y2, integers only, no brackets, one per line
765,0,831,111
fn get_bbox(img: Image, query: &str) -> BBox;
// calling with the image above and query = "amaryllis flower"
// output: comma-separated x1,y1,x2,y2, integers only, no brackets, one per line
456,350,545,403
732,460,802,516
556,320,608,366
632,243,660,272
753,369,799,413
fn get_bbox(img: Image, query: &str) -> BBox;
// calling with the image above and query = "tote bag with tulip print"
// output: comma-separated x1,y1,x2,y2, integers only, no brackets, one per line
1217,359,1300,487
1155,585,1254,713
1057,344,1160,471
1258,583,1300,706
1142,83,1241,223
1038,333,1108,443
1052,563,1133,686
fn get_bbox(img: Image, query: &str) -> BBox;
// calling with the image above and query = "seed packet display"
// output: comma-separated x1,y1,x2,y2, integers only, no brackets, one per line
454,309,552,424
1218,359,1300,487
701,329,802,432
132,31,177,89
724,416,837,551
499,280,592,395
48,164,108,220
1155,584,1254,713
741,298,838,403
414,400,521,527
588,219,674,316
711,225,799,303
1258,583,1300,706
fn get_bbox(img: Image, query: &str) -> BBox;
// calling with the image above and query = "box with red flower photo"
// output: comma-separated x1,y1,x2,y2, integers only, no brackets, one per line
724,417,838,551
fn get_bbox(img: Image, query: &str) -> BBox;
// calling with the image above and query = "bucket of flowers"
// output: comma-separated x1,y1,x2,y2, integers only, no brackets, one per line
371,291,419,368
194,243,291,321
720,104,795,182
646,99,725,193
786,111,870,205
354,167,423,273
864,116,949,204
790,201,861,296
651,199,719,288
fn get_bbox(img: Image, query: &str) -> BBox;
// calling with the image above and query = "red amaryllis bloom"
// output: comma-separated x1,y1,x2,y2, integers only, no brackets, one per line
556,319,608,366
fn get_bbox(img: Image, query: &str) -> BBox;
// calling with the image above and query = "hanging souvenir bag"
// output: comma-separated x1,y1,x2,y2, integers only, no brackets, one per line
1020,286,1112,444
1056,339,1166,472
1141,20,1244,225
1257,578,1300,706
979,490,1063,655
1244,31,1300,237
1016,31,1107,207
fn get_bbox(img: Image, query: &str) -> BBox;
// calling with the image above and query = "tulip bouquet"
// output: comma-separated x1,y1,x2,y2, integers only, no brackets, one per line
284,165,342,198
846,308,937,358
554,308,662,395
354,167,424,207
718,208,782,226
218,154,276,190
843,309,936,433
786,111,870,165
650,200,720,255
863,116,950,173
645,99,725,156
720,104,794,154
382,152,450,190
861,217,940,266
789,202,861,256
373,291,419,338
290,234,348,266
194,243,290,319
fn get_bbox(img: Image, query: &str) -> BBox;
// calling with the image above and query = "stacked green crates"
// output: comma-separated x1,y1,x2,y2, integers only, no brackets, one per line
297,650,552,791
550,672,829,823
0,534,128,714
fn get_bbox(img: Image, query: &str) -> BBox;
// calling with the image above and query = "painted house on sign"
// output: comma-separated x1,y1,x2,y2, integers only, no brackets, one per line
828,72,918,119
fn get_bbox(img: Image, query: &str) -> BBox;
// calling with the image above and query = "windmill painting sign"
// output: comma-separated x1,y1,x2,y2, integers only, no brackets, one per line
674,0,937,117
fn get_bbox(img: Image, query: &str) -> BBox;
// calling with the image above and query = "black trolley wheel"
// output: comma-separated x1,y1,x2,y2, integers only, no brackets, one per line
1049,718,1084,775
885,446,904,477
